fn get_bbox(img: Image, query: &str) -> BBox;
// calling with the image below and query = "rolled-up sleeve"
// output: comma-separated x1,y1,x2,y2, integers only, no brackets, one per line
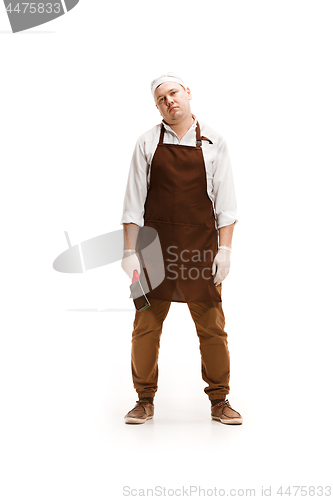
120,138,148,227
213,138,238,228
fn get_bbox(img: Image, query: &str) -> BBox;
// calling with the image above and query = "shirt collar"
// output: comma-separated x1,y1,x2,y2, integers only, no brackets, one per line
162,114,197,136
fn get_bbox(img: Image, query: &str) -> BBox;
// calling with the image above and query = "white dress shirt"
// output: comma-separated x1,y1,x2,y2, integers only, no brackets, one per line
120,116,238,229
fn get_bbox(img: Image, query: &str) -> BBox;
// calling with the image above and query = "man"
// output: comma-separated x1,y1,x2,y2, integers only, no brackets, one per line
120,72,242,425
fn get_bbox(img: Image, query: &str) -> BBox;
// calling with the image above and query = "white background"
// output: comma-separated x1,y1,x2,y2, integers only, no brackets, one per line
1,1,332,498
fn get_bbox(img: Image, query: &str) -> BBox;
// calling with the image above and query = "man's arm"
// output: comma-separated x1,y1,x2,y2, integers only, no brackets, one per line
212,223,235,285
213,137,238,229
120,137,149,279
218,222,235,249
120,138,148,228
123,222,140,251
211,136,237,285
121,222,141,280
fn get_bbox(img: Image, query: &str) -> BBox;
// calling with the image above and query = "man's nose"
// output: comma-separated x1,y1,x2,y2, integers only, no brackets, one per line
166,95,174,105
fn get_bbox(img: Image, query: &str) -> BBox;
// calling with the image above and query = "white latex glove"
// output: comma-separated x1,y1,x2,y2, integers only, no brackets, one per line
121,249,141,280
211,246,231,285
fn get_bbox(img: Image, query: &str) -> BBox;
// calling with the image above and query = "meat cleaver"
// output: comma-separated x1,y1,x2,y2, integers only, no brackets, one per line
130,270,150,311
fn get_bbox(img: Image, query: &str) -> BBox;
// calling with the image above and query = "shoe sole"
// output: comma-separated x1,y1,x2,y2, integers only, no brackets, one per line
124,416,154,424
212,416,243,425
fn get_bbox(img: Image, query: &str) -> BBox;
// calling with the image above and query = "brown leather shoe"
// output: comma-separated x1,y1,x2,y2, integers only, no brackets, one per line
124,400,154,424
211,399,243,425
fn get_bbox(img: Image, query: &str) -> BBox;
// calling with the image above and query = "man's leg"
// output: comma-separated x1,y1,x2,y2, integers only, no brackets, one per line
187,284,230,402
131,298,171,400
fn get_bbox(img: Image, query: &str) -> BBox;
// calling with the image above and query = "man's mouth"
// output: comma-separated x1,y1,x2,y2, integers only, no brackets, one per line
169,106,178,112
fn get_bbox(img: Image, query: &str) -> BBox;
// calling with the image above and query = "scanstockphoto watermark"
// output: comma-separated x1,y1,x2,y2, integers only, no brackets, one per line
123,485,256,497
123,485,332,497
166,245,215,281
3,0,80,33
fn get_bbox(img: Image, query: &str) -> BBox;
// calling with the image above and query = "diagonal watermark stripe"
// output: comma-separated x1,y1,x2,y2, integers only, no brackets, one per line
53,227,166,299
63,0,79,11
3,0,80,33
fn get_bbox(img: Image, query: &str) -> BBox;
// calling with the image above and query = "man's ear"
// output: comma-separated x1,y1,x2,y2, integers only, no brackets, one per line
186,87,192,100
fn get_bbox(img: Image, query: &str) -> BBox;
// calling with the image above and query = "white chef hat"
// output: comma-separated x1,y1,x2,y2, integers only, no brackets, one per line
151,72,186,96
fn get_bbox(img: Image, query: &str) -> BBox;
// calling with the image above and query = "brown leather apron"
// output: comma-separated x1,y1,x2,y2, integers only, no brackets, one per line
136,120,221,303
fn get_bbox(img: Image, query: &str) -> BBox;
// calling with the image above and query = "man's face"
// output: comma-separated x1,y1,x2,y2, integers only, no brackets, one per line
154,82,192,124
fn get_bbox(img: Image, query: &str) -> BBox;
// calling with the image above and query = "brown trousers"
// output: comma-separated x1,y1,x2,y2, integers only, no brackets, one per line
130,284,230,401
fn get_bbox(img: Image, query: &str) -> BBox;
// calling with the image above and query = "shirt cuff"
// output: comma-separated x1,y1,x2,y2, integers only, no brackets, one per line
216,211,239,229
120,211,144,227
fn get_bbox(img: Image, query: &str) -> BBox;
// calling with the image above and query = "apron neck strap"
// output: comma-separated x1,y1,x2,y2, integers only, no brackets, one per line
158,123,165,145
195,121,202,147
195,120,213,145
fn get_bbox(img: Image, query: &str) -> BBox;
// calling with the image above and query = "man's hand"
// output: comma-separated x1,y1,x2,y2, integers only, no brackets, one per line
212,246,231,285
121,250,141,280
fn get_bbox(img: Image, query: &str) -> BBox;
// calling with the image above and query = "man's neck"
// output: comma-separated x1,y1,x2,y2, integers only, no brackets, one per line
164,114,195,141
